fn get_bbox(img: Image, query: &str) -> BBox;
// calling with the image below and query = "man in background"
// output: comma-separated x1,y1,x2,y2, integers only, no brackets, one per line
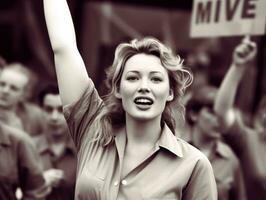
0,62,45,136
186,85,246,200
34,84,76,200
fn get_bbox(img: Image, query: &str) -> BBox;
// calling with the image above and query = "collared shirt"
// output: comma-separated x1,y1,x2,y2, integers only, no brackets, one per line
63,79,217,200
223,112,266,200
33,134,77,200
209,141,246,200
0,122,47,200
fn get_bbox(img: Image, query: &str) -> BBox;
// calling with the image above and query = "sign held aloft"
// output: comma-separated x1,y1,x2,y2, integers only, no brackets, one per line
190,0,266,37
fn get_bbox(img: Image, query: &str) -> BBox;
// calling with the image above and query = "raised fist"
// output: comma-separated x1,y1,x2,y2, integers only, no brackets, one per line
233,37,257,67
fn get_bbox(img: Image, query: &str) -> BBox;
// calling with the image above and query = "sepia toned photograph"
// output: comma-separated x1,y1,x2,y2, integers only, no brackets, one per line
0,0,265,199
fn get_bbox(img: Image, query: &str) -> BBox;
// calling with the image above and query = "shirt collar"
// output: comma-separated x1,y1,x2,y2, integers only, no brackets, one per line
114,124,183,158
114,126,127,161
157,124,183,157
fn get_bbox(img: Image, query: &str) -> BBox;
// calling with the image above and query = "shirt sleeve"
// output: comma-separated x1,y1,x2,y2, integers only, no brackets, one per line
63,78,104,151
183,155,218,200
17,133,48,199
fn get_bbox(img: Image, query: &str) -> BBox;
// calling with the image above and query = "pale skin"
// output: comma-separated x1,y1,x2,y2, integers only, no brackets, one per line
44,0,173,179
44,0,90,106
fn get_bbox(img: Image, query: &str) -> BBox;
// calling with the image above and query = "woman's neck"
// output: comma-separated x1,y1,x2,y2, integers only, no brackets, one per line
125,114,162,147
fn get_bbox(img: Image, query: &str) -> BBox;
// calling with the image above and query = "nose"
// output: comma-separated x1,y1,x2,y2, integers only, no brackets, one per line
138,79,150,93
51,110,59,121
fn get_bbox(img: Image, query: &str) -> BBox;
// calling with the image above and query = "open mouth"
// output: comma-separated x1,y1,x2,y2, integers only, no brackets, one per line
134,97,153,106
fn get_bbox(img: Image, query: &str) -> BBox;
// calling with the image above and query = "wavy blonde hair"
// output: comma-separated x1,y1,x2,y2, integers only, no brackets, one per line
93,37,193,146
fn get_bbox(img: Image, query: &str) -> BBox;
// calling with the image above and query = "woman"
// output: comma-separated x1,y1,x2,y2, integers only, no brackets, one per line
43,0,217,199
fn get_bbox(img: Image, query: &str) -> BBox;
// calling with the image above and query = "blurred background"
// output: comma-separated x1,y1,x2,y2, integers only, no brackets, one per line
0,0,265,114
1,1,266,199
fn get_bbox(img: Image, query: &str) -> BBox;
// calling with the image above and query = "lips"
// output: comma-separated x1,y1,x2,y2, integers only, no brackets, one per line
134,96,153,105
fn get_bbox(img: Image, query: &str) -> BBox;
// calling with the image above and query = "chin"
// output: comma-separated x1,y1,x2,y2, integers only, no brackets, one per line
130,113,161,122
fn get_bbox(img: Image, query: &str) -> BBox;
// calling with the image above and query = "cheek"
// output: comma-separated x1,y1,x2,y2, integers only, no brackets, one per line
154,84,171,100
119,83,137,98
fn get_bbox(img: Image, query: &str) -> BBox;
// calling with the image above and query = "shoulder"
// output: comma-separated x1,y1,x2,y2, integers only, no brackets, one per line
176,138,212,167
63,81,102,120
175,138,216,194
176,138,206,158
0,122,34,146
163,124,211,166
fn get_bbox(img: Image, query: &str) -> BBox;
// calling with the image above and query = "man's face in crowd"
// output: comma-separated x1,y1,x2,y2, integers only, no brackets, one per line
43,93,68,136
196,106,220,139
0,68,28,109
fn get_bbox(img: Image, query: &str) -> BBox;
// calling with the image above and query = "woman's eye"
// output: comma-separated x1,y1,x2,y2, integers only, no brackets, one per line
126,76,138,81
151,77,162,82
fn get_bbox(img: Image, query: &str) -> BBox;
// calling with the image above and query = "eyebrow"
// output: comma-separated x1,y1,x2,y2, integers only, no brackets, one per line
125,71,163,75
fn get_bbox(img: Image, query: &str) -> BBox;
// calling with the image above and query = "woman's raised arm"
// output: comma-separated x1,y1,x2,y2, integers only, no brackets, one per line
44,0,90,106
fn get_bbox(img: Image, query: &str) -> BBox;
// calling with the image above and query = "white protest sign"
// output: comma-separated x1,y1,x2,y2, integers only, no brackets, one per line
190,0,266,37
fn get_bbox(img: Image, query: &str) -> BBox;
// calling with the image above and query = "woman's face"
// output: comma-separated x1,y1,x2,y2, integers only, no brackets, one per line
115,53,173,121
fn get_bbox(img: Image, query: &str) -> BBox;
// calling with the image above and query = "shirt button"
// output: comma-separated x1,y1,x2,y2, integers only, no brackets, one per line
114,181,119,186
121,179,127,185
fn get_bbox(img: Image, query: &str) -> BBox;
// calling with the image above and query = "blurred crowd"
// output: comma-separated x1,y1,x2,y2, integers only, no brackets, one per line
0,60,76,199
0,1,266,200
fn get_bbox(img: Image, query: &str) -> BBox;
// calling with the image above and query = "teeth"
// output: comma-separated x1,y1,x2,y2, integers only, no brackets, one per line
135,98,153,105
136,99,150,103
